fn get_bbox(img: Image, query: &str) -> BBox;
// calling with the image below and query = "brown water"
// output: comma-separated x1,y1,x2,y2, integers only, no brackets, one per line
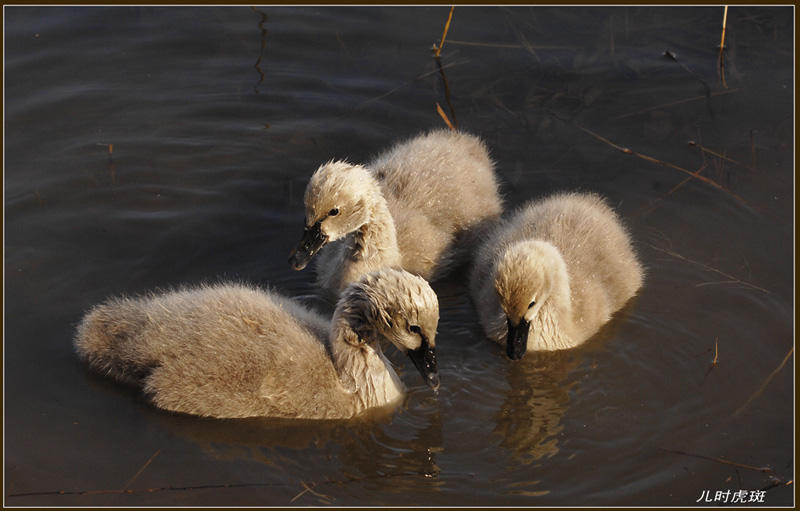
4,6,794,506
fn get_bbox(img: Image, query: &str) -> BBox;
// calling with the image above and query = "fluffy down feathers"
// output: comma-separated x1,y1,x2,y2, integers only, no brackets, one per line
291,129,503,294
75,269,440,419
470,192,644,355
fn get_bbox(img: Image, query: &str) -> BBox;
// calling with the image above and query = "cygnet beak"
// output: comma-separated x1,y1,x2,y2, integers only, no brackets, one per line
506,316,529,360
407,338,440,390
288,221,328,270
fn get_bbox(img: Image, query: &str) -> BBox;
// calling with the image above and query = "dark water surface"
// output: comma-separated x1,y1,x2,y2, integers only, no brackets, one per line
4,6,794,506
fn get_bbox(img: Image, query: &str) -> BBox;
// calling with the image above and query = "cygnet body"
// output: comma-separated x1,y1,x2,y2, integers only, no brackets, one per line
289,129,503,294
74,269,440,419
470,192,643,359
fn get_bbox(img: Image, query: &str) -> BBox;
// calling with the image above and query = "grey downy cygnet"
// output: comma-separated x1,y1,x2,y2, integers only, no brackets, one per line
289,129,503,294
470,192,644,359
74,268,440,419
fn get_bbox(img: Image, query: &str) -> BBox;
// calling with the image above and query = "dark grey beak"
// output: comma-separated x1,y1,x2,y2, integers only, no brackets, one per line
288,221,328,270
407,337,440,389
506,317,529,360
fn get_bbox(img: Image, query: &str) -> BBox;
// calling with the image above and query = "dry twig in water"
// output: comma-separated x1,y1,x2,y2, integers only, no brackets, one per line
436,103,456,130
703,339,719,379
760,478,794,492
659,447,773,474
7,470,469,500
290,481,334,503
302,61,458,133
609,89,738,121
7,482,284,498
432,6,454,58
434,59,458,129
431,7,458,129
733,346,794,417
664,51,713,117
550,112,749,206
123,450,161,490
719,6,729,89
642,242,769,294
688,141,748,169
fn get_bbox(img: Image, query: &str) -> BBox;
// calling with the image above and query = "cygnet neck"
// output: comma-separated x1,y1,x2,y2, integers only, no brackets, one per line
529,297,574,351
528,251,575,351
352,191,401,267
329,306,404,413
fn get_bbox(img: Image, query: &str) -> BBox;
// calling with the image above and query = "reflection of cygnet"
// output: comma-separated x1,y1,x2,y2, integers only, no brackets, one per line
289,129,503,294
470,192,644,359
74,269,440,419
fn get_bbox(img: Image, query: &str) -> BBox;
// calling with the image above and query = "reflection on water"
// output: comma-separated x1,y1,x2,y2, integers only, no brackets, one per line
494,350,576,463
334,391,446,502
252,7,269,95
492,301,635,464
140,381,446,504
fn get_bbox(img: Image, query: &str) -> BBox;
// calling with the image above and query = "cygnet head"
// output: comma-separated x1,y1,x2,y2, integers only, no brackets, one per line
493,240,568,360
341,268,441,389
289,161,380,270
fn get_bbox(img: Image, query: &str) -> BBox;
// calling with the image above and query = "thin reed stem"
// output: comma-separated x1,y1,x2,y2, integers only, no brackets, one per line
719,6,729,89
659,447,773,474
123,450,161,490
733,347,794,417
550,112,749,206
641,242,768,294
436,103,456,130
433,6,455,58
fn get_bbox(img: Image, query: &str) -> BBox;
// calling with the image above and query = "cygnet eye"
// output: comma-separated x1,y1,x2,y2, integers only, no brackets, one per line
528,300,536,309
409,325,421,335
329,208,339,216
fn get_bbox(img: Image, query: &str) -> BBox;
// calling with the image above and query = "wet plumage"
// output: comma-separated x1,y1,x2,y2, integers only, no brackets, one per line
289,129,503,294
74,269,440,419
470,192,644,358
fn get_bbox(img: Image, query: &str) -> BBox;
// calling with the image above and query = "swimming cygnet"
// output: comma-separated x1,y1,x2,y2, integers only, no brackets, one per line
74,269,440,419
470,192,644,359
288,129,503,294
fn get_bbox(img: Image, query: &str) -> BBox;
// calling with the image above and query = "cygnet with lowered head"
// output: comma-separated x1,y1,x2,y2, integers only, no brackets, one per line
470,192,644,359
289,129,503,294
74,268,440,420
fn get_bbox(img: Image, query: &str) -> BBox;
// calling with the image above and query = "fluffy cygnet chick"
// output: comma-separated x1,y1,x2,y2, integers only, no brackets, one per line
74,269,440,419
470,192,644,359
289,129,503,294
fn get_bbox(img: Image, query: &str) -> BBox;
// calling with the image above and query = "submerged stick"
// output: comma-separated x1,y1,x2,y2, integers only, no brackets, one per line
435,58,458,129
123,450,161,490
659,447,773,474
688,141,748,169
7,482,285,498
733,346,794,417
664,51,713,117
446,40,574,50
7,470,472,500
252,7,268,94
431,7,458,129
609,89,738,121
642,242,769,294
290,481,334,503
760,478,793,492
550,112,749,205
663,163,707,200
